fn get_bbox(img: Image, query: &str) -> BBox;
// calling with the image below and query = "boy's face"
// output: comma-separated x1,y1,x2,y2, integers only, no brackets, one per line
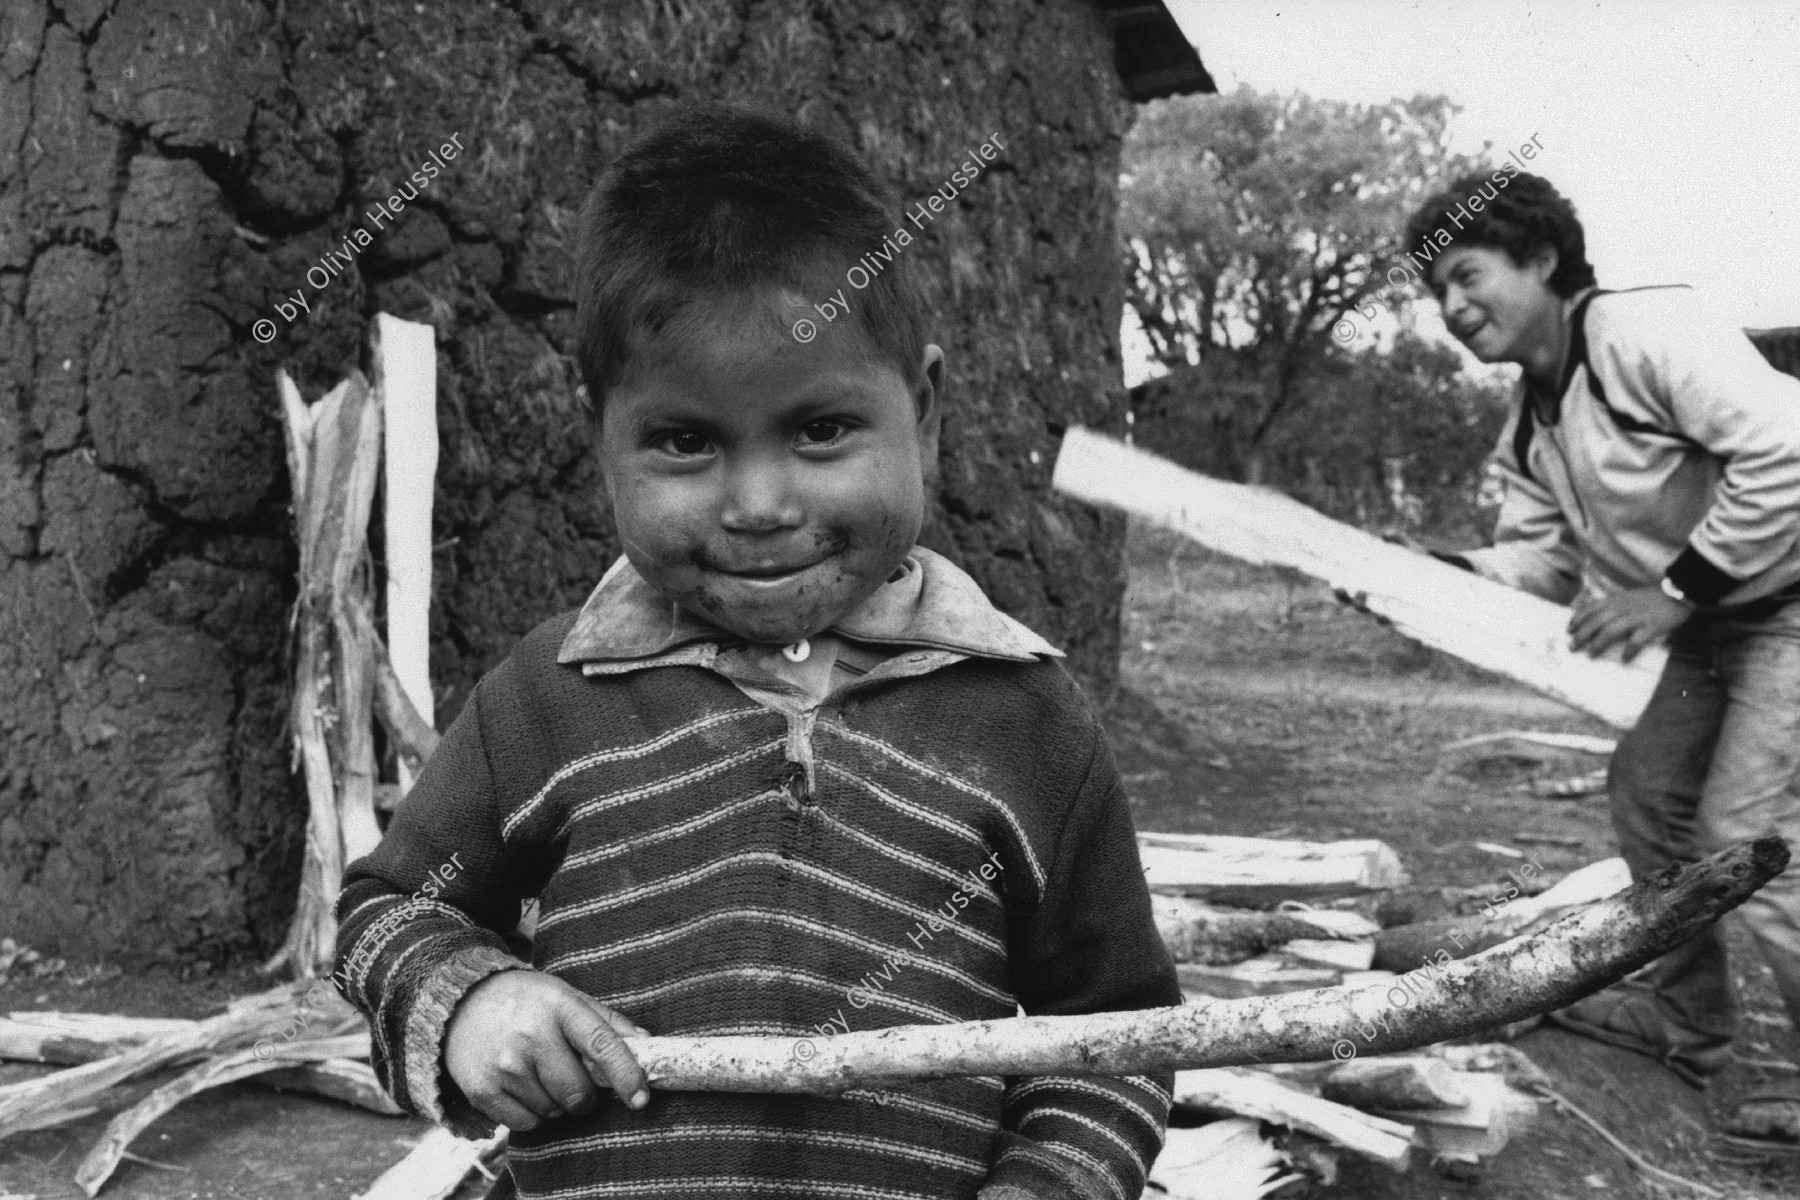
1429,244,1561,365
599,284,942,646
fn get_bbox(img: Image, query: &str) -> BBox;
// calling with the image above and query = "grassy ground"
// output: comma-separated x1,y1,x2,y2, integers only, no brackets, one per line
2,520,1797,1199
1112,520,1800,1199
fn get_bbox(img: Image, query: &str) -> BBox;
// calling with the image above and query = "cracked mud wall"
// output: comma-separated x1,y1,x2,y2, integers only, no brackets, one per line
0,0,1136,963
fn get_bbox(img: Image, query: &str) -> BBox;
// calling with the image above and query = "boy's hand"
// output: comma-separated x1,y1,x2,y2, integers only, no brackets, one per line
1568,585,1690,662
444,970,650,1131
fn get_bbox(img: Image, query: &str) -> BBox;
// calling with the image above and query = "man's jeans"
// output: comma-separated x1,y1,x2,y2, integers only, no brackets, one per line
1609,597,1800,1050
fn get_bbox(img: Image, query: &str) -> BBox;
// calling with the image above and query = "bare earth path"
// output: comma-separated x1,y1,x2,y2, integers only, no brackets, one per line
1112,525,1800,1199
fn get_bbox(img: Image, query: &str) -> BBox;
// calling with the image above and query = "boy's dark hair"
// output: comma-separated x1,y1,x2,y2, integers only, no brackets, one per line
574,104,927,411
1404,171,1597,297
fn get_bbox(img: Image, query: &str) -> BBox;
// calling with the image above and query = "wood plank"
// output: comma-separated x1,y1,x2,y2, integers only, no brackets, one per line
1280,939,1376,972
1138,833,1407,904
1053,427,1662,729
1172,1068,1414,1170
373,314,439,795
1316,1057,1471,1111
1177,957,1341,999
1152,895,1378,965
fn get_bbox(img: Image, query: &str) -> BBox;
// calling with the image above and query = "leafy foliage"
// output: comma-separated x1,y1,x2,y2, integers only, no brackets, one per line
1131,332,1510,540
1121,87,1487,467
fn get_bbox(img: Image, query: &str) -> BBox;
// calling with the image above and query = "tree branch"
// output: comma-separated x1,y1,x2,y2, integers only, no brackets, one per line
625,839,1786,1093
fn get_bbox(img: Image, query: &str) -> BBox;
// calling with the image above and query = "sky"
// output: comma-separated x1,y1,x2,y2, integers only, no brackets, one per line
1132,0,1800,383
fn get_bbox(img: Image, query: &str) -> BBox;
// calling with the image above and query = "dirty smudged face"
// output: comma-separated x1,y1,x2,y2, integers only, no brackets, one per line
598,282,942,646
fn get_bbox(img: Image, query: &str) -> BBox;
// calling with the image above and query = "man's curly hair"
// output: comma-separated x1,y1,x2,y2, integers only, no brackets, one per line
1404,170,1596,297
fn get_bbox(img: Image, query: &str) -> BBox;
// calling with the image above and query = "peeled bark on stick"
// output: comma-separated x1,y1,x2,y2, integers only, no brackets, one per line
619,838,1785,1092
1052,427,1663,729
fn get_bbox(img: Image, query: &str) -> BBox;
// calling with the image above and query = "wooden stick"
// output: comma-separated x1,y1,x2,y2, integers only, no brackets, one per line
75,1036,367,1195
1052,427,1663,728
1535,1084,1721,1197
618,838,1784,1091
257,1058,402,1115
0,984,311,1142
267,371,384,977
360,604,441,774
328,383,385,868
0,1014,199,1065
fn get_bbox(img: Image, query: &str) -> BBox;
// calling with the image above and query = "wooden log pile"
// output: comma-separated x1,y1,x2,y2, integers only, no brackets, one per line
0,834,1784,1193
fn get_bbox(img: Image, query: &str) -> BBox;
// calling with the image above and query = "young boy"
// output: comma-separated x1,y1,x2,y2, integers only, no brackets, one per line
334,105,1181,1199
1404,171,1800,1151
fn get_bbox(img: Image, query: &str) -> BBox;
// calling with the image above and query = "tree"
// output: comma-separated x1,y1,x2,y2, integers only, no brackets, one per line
1121,87,1484,477
0,0,1153,964
1130,332,1508,540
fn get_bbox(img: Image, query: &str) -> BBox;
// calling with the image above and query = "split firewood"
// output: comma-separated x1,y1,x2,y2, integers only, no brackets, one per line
75,1035,368,1196
362,602,441,775
0,1013,198,1065
354,1125,509,1200
0,1011,396,1120
1152,895,1379,965
1138,833,1407,905
1419,1042,1553,1091
1150,1117,1303,1200
1281,939,1377,972
1315,1057,1471,1111
1374,858,1631,972
267,369,386,979
1400,1074,1538,1164
0,982,343,1143
615,838,1783,1092
257,1058,401,1115
1053,427,1662,728
1178,957,1341,999
1172,1068,1415,1169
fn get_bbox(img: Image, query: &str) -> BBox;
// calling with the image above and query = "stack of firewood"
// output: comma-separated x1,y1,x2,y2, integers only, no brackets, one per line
1,833,1780,1196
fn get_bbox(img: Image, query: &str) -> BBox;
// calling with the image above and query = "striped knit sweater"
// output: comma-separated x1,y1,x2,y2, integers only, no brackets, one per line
335,558,1180,1200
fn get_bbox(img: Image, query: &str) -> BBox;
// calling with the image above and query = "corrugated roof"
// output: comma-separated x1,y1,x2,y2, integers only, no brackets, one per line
1098,1,1216,100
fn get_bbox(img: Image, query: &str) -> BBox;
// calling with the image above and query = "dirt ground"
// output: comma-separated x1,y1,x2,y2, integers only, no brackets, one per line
4,519,1799,1199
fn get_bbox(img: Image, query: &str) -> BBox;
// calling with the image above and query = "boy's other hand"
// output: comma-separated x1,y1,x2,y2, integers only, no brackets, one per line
1568,585,1691,662
445,970,651,1131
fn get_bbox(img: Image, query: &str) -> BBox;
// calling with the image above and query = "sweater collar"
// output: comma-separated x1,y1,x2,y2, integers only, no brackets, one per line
556,545,1062,666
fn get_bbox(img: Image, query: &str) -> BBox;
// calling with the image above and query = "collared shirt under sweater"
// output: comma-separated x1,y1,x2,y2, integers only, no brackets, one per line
335,547,1182,1200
